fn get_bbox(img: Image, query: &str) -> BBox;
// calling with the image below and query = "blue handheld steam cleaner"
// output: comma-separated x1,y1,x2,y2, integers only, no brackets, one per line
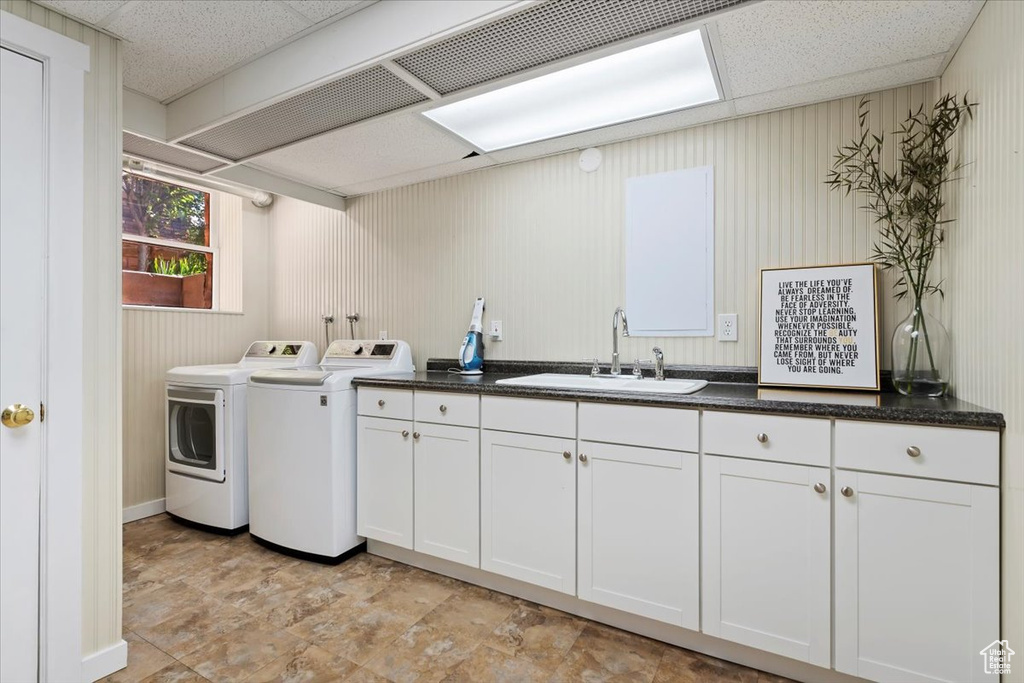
458,297,485,375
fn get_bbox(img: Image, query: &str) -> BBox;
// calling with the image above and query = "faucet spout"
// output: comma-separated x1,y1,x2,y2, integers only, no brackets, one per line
611,307,629,376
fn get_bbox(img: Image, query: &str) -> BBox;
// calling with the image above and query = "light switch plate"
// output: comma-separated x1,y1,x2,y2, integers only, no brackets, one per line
717,314,738,342
489,320,503,341
378,330,388,340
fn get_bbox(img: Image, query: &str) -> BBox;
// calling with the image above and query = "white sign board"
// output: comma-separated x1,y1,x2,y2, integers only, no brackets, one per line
759,263,880,391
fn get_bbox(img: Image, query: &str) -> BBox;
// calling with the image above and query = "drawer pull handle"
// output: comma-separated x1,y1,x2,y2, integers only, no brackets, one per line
906,445,921,458
841,486,854,498
401,430,409,438
377,399,386,408
413,432,420,440
578,454,588,463
562,451,572,460
756,432,769,444
813,482,826,494
439,404,447,414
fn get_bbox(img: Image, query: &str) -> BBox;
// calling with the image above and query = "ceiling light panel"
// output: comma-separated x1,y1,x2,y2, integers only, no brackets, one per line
394,0,748,95
423,30,720,152
179,66,428,161
122,132,225,173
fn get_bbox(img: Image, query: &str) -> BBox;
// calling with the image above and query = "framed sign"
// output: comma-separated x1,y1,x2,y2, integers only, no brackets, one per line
759,263,881,391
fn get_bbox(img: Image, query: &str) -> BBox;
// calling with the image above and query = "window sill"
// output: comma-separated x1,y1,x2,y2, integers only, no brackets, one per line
122,305,245,316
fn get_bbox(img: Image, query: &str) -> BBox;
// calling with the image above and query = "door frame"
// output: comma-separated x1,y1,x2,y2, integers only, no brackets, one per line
1,11,88,682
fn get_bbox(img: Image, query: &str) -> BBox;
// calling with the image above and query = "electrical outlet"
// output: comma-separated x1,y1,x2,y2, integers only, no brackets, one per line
489,320,503,341
717,314,738,342
378,330,388,340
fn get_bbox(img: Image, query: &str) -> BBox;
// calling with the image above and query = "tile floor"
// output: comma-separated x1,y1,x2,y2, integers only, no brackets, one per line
110,514,793,682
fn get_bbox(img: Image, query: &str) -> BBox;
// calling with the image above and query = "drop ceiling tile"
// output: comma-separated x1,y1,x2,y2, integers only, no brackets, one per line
332,155,495,196
251,113,474,190
108,1,309,101
35,0,127,25
279,0,367,24
716,0,982,97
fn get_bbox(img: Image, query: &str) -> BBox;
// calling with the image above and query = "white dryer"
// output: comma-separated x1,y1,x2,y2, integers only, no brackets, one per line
165,341,318,532
247,340,413,561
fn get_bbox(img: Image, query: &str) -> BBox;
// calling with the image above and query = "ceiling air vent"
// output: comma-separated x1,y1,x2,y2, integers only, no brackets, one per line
179,66,428,161
122,132,225,173
394,0,748,96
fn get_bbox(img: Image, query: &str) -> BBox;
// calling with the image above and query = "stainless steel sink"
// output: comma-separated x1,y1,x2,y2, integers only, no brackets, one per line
496,373,708,395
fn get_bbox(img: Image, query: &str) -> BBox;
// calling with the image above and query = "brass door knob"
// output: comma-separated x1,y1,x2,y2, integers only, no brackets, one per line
2,404,35,428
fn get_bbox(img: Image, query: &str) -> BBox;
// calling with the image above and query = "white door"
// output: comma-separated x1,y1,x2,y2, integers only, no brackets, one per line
577,441,699,628
481,430,576,594
702,456,831,667
835,471,999,683
356,416,414,548
414,422,480,567
0,46,45,683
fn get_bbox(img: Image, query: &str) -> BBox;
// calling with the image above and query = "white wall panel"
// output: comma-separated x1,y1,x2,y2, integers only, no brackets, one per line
941,3,1024,679
0,0,123,661
267,84,935,371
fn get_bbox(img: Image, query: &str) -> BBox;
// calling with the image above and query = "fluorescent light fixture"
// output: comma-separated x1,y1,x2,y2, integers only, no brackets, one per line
422,30,720,152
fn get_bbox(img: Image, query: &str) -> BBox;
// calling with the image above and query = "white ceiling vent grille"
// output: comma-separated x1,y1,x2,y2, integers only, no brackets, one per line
180,66,428,161
394,0,748,95
123,132,225,173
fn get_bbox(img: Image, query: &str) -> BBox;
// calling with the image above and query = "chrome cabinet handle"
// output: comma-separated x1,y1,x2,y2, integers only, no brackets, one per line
756,432,769,444
841,486,854,497
439,405,447,414
377,399,385,407
906,445,921,458
563,451,572,460
401,430,409,438
813,482,826,494
413,432,420,440
578,454,588,463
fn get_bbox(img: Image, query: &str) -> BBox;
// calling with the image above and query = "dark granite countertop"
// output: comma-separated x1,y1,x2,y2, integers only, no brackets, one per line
353,360,1005,430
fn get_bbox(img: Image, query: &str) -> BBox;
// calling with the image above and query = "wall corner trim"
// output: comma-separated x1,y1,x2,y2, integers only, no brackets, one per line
123,498,166,524
81,638,127,683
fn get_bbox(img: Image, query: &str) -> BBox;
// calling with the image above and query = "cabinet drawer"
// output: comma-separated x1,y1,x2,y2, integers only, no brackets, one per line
357,388,413,420
414,391,479,427
579,403,697,452
703,411,830,467
835,421,999,486
481,396,575,438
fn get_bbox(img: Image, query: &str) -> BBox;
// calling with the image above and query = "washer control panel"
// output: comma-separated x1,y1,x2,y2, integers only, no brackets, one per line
325,340,396,359
245,341,312,358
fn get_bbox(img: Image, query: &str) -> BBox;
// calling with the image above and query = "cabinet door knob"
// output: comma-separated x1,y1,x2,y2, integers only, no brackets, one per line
413,432,420,440
401,430,409,438
813,482,826,494
906,445,921,458
578,454,588,463
439,404,447,414
841,486,854,498
377,399,385,408
756,432,769,444
562,450,572,460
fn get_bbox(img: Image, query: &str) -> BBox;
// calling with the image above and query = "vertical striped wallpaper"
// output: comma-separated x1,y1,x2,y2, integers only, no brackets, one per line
941,1,1024,675
1,0,123,660
123,197,270,508
267,84,935,372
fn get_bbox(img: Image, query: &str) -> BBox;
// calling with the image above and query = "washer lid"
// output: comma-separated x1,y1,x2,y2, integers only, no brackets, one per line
249,369,331,386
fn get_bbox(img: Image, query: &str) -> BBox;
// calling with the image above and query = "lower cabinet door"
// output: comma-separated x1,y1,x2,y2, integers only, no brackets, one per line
356,415,413,548
702,456,831,667
413,422,480,567
577,441,699,628
835,471,999,683
480,430,576,594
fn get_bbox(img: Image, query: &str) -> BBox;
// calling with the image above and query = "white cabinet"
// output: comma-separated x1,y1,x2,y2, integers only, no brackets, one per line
577,441,699,628
834,470,999,683
702,456,831,667
356,415,414,548
480,429,577,594
413,422,479,566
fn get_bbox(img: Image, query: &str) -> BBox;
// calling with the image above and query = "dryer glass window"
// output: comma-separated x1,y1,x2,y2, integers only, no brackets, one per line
169,401,217,469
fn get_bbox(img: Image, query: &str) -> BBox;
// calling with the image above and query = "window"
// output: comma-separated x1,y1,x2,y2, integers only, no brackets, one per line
121,172,214,309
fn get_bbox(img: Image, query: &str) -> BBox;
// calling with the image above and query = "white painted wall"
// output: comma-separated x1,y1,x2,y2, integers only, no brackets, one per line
941,2,1024,677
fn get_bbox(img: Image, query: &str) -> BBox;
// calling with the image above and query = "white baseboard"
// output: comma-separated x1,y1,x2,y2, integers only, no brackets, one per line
81,638,127,682
123,498,165,523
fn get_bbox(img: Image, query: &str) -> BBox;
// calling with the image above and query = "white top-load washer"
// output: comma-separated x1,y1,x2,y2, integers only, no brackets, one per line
165,341,318,532
247,340,413,561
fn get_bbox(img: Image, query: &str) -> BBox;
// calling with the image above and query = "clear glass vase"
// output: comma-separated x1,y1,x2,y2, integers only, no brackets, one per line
891,303,950,397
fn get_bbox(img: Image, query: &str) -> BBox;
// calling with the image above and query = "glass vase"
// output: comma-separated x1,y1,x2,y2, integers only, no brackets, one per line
891,303,950,397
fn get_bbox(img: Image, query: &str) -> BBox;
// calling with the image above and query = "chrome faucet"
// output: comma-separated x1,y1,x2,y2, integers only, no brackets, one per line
652,347,665,381
611,307,630,375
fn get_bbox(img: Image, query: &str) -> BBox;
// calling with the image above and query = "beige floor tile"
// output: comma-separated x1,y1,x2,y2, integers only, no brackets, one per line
363,622,480,683
417,586,519,641
138,661,210,682
177,620,305,683
180,543,298,597
245,641,360,683
659,649,760,683
99,632,175,683
343,668,392,683
123,580,210,632
134,593,255,659
484,603,587,669
550,622,666,683
441,644,551,683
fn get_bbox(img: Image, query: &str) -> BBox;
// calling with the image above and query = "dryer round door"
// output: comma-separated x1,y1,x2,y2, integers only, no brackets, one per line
167,386,225,482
